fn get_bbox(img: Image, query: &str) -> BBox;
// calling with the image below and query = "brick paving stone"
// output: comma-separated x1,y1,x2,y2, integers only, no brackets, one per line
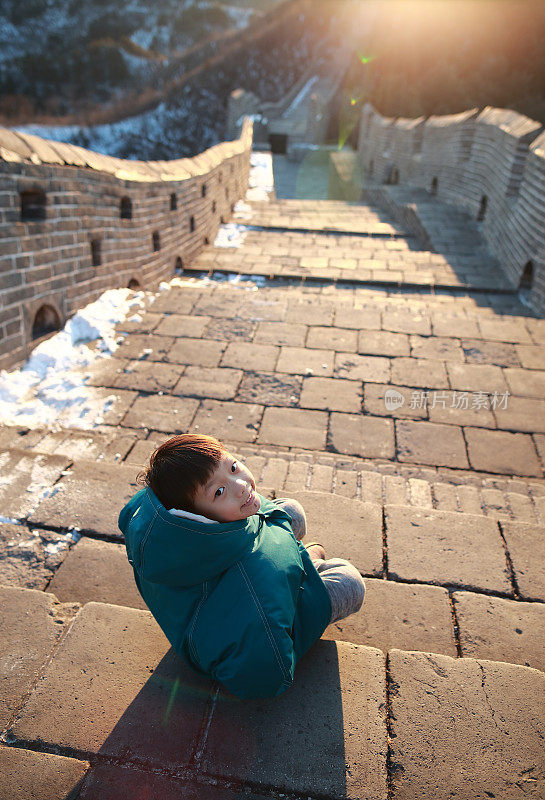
323,578,457,656
201,640,388,800
0,586,77,729
453,591,545,672
506,491,537,523
236,298,287,322
193,293,243,318
0,522,77,590
276,346,334,376
534,434,545,471
433,482,459,511
31,428,141,463
334,469,358,497
148,288,200,314
330,413,395,459
166,337,225,367
481,487,511,519
173,366,243,400
259,407,327,450
396,420,469,468
478,316,532,343
48,537,146,610
527,317,545,343
192,400,263,443
28,461,138,537
446,362,507,393
387,649,545,799
220,341,279,371
283,460,310,491
300,376,362,412
432,314,481,338
457,485,484,515
504,367,545,398
358,329,410,357
203,317,256,341
254,321,307,346
360,470,384,504
10,603,213,768
236,371,301,406
382,310,431,336
0,747,89,800
501,520,545,601
428,392,496,427
462,338,520,367
285,302,333,325
391,357,449,389
72,387,139,428
122,394,198,433
0,450,70,521
116,311,162,335
123,435,165,467
385,505,511,593
408,477,433,508
515,344,545,370
465,428,542,477
113,360,183,393
289,490,383,574
309,462,334,492
383,475,408,505
364,383,428,419
333,306,381,330
410,335,464,361
112,333,175,362
334,352,390,383
84,356,130,387
154,314,210,338
307,326,358,352
261,457,289,488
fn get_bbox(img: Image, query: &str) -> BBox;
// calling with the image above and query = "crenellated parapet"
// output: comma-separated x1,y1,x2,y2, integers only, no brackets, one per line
0,118,253,371
358,103,545,315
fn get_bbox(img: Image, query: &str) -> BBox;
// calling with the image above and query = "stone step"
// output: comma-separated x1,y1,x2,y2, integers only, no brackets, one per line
2,589,544,800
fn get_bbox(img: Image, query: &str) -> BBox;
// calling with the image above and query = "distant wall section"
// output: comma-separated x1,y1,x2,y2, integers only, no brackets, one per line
0,118,253,370
358,103,545,315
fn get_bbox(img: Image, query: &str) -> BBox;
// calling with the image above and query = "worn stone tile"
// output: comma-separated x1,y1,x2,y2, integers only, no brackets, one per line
526,317,545,344
123,435,165,468
166,337,225,367
146,288,201,315
410,335,464,361
112,334,175,362
333,306,381,330
478,317,532,343
201,640,388,800
533,433,545,467
173,366,242,400
493,395,545,434
462,338,520,367
285,302,332,326
385,505,511,593
237,298,288,322
396,420,468,468
447,362,507,393
122,394,199,433
153,314,211,338
307,326,358,352
391,357,449,389
427,391,496,427
29,428,140,463
10,603,213,768
193,293,243,318
29,461,139,537
204,317,256,342
515,344,545,370
276,346,334,377
330,413,395,459
236,372,301,406
0,450,70,521
358,329,410,357
0,747,89,800
116,311,162,335
501,520,545,601
83,356,130,387
432,314,481,338
192,399,262,442
504,367,545,398
453,591,545,672
0,523,77,590
334,352,390,383
289,490,383,575
364,384,428,419
113,360,183,393
0,586,77,729
300,377,362,412
48,537,146,610
388,649,545,799
258,407,327,450
382,310,431,336
465,428,542,477
323,578,457,657
254,321,307,346
220,341,279,371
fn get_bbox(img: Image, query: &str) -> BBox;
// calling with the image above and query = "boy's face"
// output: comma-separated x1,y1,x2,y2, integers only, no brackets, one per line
191,452,260,522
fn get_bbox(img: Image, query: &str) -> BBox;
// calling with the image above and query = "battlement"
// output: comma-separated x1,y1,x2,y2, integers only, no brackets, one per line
0,118,253,371
358,103,545,314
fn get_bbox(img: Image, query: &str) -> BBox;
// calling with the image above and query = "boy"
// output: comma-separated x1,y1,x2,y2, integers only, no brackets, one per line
118,433,365,700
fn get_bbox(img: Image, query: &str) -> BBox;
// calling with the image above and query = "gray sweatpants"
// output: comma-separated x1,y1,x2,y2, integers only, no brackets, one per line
274,497,365,625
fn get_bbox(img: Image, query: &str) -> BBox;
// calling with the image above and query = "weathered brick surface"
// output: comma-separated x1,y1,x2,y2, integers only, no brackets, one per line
465,427,542,477
0,747,89,800
396,420,468,468
501,520,545,600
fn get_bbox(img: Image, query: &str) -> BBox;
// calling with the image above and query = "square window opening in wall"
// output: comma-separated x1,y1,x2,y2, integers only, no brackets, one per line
91,239,102,266
120,196,133,219
20,188,46,221
269,133,288,154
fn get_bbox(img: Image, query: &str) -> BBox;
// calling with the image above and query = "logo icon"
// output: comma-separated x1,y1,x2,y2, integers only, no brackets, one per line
384,388,405,412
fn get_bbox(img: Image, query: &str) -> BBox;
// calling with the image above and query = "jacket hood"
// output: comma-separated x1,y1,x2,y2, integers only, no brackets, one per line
118,487,290,588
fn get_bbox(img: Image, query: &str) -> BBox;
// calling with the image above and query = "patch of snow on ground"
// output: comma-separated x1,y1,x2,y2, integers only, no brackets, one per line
246,150,274,201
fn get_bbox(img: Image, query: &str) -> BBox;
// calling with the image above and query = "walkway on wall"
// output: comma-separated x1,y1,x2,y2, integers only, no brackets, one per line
1,154,544,799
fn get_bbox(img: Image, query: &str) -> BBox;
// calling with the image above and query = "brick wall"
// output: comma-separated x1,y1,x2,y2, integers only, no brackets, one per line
358,103,545,315
0,118,253,371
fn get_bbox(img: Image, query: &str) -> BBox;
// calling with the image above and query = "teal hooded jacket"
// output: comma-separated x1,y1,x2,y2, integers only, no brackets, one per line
118,487,332,700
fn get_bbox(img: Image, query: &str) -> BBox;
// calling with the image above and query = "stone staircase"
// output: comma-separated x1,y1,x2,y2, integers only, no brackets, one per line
1,182,545,798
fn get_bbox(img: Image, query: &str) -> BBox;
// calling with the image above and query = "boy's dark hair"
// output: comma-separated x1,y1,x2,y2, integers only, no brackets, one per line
137,433,226,511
